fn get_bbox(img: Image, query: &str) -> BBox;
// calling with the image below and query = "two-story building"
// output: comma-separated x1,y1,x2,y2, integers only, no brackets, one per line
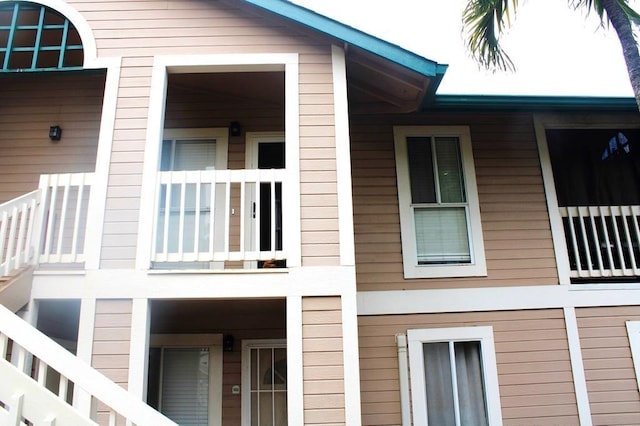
2,0,640,425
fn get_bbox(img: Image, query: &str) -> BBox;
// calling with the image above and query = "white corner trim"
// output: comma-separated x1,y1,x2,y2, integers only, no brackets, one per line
128,299,150,401
533,115,571,285
395,334,412,426
286,296,304,426
341,291,362,426
331,45,355,267
563,307,592,426
84,57,122,270
626,321,640,392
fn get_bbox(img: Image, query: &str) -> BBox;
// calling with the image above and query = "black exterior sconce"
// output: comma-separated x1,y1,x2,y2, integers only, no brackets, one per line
229,121,241,137
223,334,235,352
49,125,62,142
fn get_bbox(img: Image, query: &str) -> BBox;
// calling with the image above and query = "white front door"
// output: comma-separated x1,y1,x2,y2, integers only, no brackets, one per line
241,339,287,426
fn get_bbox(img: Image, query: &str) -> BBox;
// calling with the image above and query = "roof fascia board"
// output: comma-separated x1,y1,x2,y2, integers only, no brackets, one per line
243,0,447,78
424,94,638,111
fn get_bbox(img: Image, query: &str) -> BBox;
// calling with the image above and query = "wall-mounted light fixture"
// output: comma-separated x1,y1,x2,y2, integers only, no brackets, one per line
229,121,241,137
49,125,62,142
223,334,235,352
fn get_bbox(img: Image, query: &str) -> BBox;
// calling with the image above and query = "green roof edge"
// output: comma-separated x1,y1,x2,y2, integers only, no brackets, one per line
424,94,638,111
243,0,448,79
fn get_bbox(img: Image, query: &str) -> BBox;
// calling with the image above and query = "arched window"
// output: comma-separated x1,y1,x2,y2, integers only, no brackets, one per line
0,1,83,71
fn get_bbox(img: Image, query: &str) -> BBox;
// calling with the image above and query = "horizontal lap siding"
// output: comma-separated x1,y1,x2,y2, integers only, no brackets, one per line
0,74,104,203
303,296,346,425
65,0,339,267
359,310,579,426
576,306,640,425
350,112,558,291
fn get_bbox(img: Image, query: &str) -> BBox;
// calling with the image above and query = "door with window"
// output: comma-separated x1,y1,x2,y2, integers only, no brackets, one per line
147,334,223,426
245,133,285,266
242,339,287,426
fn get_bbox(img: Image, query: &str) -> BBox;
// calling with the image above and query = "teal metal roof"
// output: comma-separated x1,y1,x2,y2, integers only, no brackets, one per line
243,0,447,79
425,94,638,111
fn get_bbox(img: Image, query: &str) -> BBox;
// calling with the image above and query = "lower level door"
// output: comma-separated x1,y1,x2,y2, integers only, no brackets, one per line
242,339,287,426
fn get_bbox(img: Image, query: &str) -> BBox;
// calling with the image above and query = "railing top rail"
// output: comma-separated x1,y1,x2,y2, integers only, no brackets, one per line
0,190,40,211
0,304,177,426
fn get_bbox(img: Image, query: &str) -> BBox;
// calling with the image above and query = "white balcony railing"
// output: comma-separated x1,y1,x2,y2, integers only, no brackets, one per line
0,173,93,277
560,205,640,279
152,169,285,266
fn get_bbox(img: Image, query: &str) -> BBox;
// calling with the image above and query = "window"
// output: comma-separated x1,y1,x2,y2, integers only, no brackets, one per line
394,126,486,278
0,2,83,72
407,327,502,426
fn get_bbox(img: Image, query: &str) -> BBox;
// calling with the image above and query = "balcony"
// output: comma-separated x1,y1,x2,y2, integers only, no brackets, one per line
561,205,640,280
151,169,286,268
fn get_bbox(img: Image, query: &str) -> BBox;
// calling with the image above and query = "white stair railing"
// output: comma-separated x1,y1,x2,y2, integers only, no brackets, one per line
37,173,94,265
560,205,640,279
0,190,39,276
0,304,177,426
152,169,286,264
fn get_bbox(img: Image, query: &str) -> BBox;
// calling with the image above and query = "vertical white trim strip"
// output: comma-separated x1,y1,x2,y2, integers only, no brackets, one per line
626,321,640,392
286,295,303,425
331,45,355,266
128,298,151,401
563,307,592,426
341,289,362,426
84,57,122,270
284,57,301,268
73,298,96,415
534,116,571,284
395,334,412,426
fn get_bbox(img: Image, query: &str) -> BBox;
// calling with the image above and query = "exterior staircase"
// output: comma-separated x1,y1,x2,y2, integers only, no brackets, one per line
0,184,177,426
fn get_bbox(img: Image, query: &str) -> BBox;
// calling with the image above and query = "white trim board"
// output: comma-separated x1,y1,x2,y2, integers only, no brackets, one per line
358,285,640,315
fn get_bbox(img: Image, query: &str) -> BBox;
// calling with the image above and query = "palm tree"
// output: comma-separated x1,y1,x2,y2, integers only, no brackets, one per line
463,0,640,110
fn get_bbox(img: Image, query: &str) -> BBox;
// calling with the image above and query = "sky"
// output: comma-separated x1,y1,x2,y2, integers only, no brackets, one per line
292,0,636,97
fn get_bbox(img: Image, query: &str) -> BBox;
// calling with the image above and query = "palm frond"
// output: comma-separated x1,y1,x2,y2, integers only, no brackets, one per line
570,0,640,25
462,0,519,72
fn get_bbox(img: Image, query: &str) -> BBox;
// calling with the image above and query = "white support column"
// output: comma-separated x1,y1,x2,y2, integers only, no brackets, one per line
341,290,362,426
331,45,355,267
563,307,592,426
74,298,96,415
128,298,151,401
84,57,122,270
287,295,303,425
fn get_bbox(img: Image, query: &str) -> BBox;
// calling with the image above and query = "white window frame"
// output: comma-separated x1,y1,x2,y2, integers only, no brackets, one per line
162,128,229,171
149,334,224,426
241,338,287,426
407,326,502,426
394,126,486,278
626,321,640,392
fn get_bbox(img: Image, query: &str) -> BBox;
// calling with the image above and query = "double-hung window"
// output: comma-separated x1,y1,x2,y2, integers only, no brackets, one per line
394,126,486,278
407,327,502,426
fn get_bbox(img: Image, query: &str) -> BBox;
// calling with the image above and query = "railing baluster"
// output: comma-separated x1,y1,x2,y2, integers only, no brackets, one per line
587,207,604,275
14,201,28,269
0,210,8,275
270,169,276,257
178,172,186,259
194,171,202,260
209,172,216,258
631,207,640,275
5,206,18,277
25,197,37,264
43,175,58,263
577,207,593,276
599,206,615,277
162,178,172,258
224,172,231,259
58,375,69,401
70,176,86,262
56,175,71,258
254,171,261,260
621,206,637,274
109,410,117,426
37,358,48,385
0,334,8,359
239,172,246,257
609,206,628,275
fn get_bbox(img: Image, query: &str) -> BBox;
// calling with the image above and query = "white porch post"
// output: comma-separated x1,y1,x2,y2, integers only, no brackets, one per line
287,295,304,425
128,298,151,402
